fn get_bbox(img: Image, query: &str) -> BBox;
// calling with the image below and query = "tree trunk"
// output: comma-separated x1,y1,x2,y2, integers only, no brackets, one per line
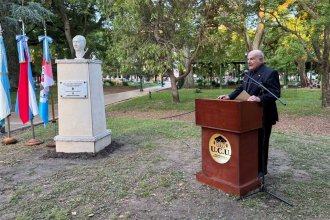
169,71,180,103
245,31,252,51
321,22,330,107
297,58,307,87
5,33,20,88
252,9,265,50
183,46,194,88
243,3,265,51
56,0,74,58
321,62,330,107
183,70,194,88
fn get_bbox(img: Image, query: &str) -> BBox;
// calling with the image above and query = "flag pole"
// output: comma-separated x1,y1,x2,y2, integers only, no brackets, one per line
30,119,37,139
44,20,57,148
2,116,18,145
46,85,56,148
17,19,42,146
50,86,55,122
0,24,17,145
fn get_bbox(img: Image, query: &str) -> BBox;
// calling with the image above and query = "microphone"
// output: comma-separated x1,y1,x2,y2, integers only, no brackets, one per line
243,71,286,106
239,70,248,77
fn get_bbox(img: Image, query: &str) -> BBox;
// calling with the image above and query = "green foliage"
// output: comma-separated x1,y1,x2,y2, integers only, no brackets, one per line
227,80,236,85
211,80,220,87
196,78,207,88
99,0,206,78
264,0,330,106
9,2,53,25
103,80,115,87
267,31,306,74
0,0,106,87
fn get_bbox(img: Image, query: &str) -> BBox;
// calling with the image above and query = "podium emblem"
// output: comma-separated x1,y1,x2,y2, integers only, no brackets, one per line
209,134,232,164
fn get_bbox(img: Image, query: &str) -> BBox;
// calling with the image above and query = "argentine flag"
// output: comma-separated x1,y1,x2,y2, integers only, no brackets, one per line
0,35,11,121
15,34,39,124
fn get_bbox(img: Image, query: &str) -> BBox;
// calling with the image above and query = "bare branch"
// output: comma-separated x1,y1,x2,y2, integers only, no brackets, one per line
177,22,205,81
297,0,319,19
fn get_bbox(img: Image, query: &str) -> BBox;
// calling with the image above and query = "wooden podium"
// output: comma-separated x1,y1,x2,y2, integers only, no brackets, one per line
195,99,262,196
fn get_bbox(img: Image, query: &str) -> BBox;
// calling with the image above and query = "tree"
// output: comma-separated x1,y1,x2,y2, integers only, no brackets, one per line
213,0,267,52
266,0,330,107
48,0,105,58
265,28,308,87
100,0,211,103
182,46,194,88
0,0,53,87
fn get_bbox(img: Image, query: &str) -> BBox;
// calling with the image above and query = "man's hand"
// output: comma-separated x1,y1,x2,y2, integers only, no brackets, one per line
217,95,230,100
247,95,261,102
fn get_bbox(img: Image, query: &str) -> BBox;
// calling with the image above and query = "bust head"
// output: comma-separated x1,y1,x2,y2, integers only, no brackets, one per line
72,35,86,59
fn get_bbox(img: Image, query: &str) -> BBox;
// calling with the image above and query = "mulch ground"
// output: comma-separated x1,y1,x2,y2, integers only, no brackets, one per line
103,86,139,94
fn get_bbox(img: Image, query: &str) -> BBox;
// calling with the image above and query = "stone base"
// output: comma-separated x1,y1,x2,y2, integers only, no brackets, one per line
2,137,18,145
54,130,111,153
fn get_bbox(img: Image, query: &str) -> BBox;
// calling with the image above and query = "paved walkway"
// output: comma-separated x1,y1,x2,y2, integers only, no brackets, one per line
6,82,171,132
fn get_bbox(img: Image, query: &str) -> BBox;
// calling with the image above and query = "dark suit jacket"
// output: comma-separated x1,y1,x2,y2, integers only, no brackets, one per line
228,64,281,126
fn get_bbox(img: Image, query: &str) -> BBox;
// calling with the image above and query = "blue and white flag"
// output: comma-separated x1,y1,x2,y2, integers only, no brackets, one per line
0,35,11,121
15,34,39,124
38,35,54,126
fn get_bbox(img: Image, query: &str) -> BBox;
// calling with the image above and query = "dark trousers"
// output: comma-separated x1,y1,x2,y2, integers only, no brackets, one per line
258,124,272,174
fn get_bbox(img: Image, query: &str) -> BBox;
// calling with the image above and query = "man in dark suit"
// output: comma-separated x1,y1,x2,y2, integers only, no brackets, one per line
218,49,281,177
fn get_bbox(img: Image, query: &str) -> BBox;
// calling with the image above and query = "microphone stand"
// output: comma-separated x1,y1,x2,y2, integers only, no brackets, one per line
244,72,286,106
238,73,292,206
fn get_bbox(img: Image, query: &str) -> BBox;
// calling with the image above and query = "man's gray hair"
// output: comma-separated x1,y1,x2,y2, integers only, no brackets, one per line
249,50,265,60
253,49,264,60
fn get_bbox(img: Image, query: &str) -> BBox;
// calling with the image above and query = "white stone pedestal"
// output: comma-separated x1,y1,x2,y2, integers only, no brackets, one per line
54,59,111,153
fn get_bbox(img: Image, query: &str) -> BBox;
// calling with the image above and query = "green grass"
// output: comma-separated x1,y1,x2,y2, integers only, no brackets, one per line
264,133,330,217
107,117,199,139
277,89,328,116
108,88,232,112
3,123,330,219
108,88,330,117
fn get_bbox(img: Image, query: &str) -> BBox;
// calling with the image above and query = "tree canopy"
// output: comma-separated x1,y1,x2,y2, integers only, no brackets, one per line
0,0,329,106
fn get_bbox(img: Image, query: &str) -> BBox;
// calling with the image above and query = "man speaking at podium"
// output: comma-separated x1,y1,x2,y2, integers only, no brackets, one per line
218,49,281,177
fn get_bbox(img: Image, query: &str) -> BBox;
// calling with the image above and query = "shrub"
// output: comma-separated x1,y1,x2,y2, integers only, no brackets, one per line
103,79,114,86
197,79,207,88
227,81,236,85
211,80,220,88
